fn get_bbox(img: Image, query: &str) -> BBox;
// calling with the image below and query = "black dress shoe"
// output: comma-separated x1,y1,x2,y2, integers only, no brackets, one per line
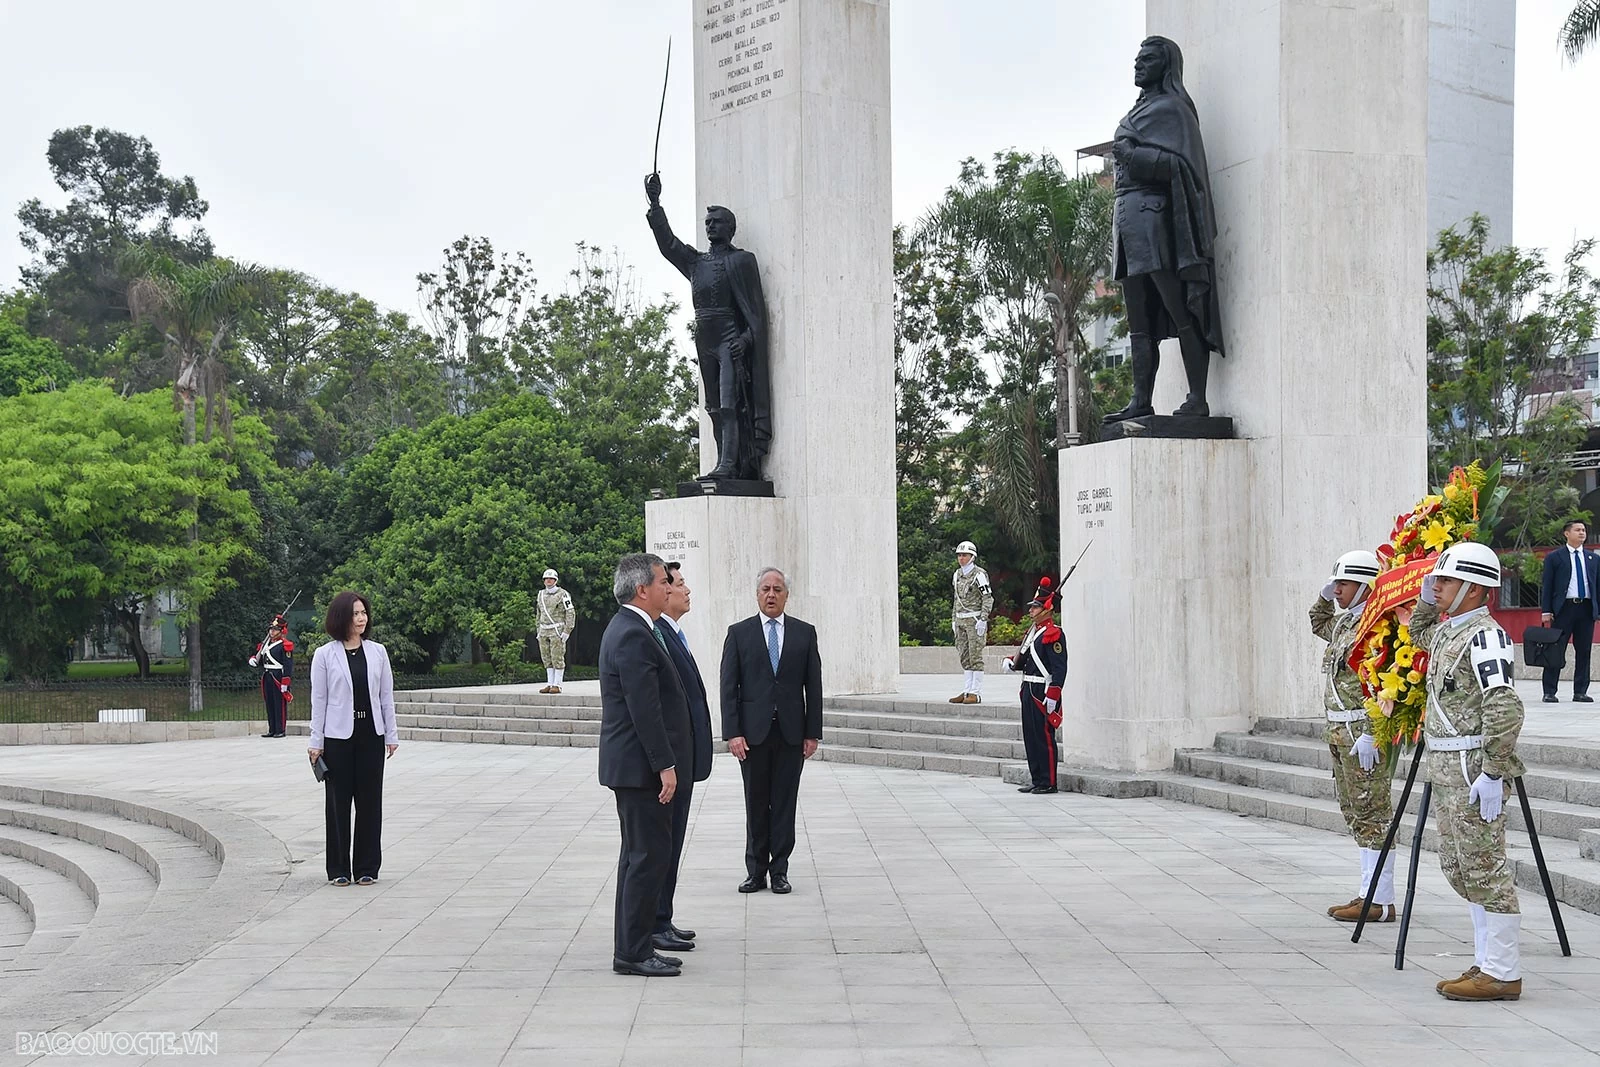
738,876,766,893
652,932,694,952
1576,694,1595,703
1018,785,1036,793
1544,695,1561,703
613,956,680,977
1031,785,1059,794
770,874,792,894
652,951,683,967
668,924,696,941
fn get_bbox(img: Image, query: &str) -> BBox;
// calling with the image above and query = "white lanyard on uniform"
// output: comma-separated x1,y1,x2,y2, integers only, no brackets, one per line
1426,625,1482,786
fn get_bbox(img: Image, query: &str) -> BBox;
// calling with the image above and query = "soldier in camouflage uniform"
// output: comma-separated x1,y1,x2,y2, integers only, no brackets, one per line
538,569,577,694
949,541,994,704
1310,550,1396,923
1407,542,1526,1001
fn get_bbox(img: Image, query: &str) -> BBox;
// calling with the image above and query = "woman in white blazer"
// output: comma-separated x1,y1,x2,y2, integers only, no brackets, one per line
308,591,398,886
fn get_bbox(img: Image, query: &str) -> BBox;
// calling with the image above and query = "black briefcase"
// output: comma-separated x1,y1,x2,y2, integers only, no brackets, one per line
1523,626,1565,669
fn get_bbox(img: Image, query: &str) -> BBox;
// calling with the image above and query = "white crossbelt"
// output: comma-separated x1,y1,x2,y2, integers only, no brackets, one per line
1325,710,1364,723
1425,734,1484,752
954,611,983,619
1022,675,1048,684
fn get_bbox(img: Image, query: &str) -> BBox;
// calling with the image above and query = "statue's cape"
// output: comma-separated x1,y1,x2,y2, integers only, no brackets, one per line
724,246,771,457
1116,92,1225,356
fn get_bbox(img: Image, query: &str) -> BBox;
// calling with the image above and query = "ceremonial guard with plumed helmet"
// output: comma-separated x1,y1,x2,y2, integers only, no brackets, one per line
1003,577,1067,794
249,614,294,739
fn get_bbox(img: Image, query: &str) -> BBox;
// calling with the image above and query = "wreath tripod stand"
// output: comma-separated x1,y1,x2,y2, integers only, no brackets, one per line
1351,744,1572,967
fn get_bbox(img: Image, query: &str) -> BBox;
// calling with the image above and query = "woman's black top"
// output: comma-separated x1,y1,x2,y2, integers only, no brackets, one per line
346,642,372,718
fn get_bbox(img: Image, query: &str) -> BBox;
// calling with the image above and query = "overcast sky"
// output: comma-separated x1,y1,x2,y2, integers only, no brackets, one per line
0,1,1594,321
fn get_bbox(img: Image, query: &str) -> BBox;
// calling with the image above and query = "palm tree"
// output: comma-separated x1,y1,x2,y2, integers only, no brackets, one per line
918,152,1114,558
121,246,267,711
1563,1,1600,62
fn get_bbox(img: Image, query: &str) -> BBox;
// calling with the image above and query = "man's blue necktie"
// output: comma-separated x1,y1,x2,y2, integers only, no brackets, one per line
767,618,780,674
1578,549,1588,599
675,626,691,654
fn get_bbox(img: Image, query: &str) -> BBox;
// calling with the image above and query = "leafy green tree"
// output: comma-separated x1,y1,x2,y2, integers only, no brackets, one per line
326,393,642,670
16,127,211,372
1563,1,1600,61
417,236,534,414
1428,213,1600,554
516,245,696,499
0,292,75,397
0,383,258,681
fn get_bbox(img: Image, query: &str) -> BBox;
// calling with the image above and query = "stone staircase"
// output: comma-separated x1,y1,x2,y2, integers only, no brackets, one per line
0,782,295,1033
1045,716,1600,916
289,689,1031,776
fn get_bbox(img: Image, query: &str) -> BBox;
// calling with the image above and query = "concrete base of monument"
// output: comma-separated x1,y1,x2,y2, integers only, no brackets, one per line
1058,435,1254,771
645,494,896,696
676,478,775,498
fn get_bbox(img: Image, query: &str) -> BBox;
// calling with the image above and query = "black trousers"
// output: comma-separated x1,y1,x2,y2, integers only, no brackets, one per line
654,777,693,934
740,730,804,879
1019,685,1058,789
1544,599,1596,697
323,724,385,881
613,785,673,963
261,675,286,735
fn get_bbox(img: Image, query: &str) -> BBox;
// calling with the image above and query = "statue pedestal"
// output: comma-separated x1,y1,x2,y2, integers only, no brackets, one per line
676,479,775,499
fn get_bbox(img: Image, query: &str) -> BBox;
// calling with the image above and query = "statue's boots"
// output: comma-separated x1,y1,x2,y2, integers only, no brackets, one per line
1172,325,1211,417
1104,333,1157,422
707,411,740,479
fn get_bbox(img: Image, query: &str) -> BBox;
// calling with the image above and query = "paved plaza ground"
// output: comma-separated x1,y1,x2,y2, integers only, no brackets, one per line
4,717,1600,1067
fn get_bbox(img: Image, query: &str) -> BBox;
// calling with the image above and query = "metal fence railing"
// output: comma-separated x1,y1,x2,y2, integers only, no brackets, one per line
0,665,598,724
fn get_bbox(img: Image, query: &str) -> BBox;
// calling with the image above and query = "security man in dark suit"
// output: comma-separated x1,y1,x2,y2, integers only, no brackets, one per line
652,562,714,953
597,553,692,977
720,566,823,895
1539,519,1600,703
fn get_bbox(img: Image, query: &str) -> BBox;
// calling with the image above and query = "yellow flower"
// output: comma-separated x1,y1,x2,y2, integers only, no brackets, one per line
1392,553,1408,566
1378,668,1408,694
1406,670,1423,684
1444,483,1463,502
1422,521,1453,552
1422,495,1443,509
1397,624,1411,643
1395,646,1415,668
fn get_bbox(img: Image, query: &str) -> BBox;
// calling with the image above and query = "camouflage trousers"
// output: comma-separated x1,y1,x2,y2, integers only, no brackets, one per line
537,632,567,670
954,618,985,672
1435,779,1519,913
1326,722,1392,849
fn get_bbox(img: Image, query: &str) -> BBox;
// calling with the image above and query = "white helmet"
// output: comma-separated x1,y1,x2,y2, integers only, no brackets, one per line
1433,542,1501,588
955,541,977,556
1331,550,1380,586
542,569,558,580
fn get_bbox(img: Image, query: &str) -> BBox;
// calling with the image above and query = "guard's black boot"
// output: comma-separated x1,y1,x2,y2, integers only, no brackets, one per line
1172,326,1211,417
1104,333,1156,422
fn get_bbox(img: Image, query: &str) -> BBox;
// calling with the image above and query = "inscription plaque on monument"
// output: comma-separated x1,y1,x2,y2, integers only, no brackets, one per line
699,0,793,116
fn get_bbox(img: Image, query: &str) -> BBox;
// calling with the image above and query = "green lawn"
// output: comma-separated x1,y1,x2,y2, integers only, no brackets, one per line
66,660,190,679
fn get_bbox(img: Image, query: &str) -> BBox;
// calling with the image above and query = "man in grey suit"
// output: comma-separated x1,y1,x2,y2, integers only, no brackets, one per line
598,553,692,977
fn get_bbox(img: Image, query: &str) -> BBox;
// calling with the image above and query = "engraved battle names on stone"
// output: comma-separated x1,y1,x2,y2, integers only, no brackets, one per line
700,0,790,115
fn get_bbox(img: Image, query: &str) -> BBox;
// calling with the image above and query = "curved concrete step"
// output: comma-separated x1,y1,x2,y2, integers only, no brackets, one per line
0,892,27,964
400,701,605,721
0,800,221,889
0,852,95,972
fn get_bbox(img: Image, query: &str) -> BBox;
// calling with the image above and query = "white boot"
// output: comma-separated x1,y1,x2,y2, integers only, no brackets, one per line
1371,850,1396,907
1482,911,1522,982
970,669,983,700
1356,848,1377,901
552,668,563,687
1470,903,1488,969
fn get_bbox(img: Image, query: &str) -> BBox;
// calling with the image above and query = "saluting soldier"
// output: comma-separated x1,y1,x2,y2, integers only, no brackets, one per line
538,569,577,694
1407,542,1527,1001
1003,577,1067,794
1310,550,1397,923
248,614,294,739
949,540,995,705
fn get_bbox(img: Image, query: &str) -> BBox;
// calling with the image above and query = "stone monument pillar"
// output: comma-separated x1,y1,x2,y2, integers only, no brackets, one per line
1057,1,1429,769
645,0,897,695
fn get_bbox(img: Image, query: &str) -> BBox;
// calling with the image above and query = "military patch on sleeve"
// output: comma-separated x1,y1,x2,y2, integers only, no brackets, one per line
1053,641,1063,654
1469,627,1514,692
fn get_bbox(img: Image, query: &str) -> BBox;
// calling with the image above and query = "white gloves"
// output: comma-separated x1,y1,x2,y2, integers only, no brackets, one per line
1320,581,1337,602
1351,733,1380,772
558,630,568,641
1420,573,1438,606
1002,658,1016,673
248,656,258,668
975,620,987,638
1469,773,1504,822
1045,697,1058,715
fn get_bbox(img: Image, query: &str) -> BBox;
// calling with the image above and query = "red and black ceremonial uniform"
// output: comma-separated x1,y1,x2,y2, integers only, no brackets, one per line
249,634,294,737
1016,619,1068,790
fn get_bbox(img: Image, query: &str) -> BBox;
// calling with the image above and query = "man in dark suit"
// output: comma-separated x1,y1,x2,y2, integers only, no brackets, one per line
598,553,692,977
720,567,822,895
1540,520,1600,703
652,562,713,953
